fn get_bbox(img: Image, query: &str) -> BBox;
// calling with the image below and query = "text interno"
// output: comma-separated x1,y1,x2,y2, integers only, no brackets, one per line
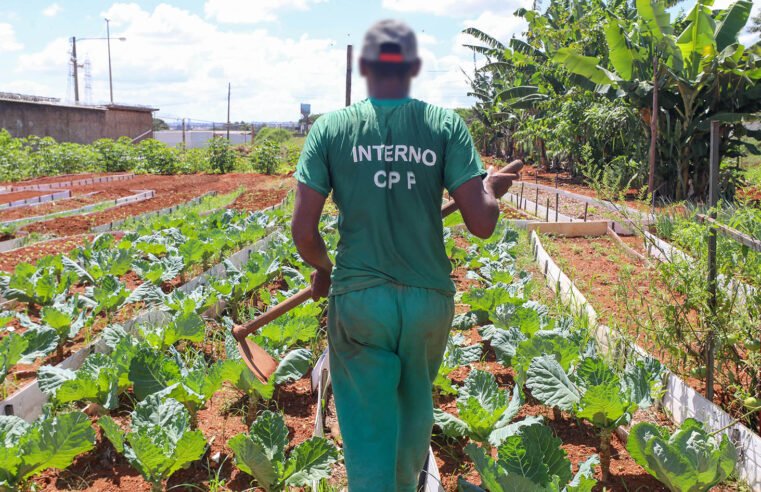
351,145,437,190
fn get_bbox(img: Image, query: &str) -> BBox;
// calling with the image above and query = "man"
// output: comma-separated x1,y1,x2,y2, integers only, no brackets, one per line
292,19,515,491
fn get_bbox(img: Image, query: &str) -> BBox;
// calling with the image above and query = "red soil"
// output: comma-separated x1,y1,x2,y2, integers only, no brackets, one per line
0,235,97,271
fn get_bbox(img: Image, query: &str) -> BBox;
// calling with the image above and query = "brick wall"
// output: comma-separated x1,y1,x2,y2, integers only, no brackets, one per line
0,99,155,144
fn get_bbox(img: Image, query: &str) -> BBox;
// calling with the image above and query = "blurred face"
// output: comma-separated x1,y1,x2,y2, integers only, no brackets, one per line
359,59,421,82
360,58,421,99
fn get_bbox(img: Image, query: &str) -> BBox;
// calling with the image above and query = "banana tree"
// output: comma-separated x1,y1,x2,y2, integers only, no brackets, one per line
554,0,761,199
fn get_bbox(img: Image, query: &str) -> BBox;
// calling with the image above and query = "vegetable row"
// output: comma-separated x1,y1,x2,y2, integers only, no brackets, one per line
0,205,281,392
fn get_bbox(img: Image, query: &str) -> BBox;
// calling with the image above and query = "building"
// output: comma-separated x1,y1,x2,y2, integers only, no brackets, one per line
0,92,158,144
155,130,253,149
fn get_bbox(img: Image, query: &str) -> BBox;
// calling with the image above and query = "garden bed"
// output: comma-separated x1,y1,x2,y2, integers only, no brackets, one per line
19,173,291,237
0,190,137,222
533,230,759,489
540,234,747,407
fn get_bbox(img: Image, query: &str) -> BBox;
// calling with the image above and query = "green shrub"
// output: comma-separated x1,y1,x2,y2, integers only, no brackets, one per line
254,127,292,145
93,137,139,172
250,140,280,175
135,139,180,175
206,136,236,174
182,148,211,174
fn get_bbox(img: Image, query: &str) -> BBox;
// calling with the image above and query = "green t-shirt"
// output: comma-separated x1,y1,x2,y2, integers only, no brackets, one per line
295,98,485,296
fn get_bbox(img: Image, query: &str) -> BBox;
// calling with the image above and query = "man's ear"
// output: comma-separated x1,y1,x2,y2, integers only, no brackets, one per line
410,59,422,77
359,59,369,77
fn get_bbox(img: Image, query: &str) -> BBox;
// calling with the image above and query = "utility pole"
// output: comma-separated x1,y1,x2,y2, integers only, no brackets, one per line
105,18,114,103
226,82,231,140
182,118,186,147
345,45,353,107
70,37,79,103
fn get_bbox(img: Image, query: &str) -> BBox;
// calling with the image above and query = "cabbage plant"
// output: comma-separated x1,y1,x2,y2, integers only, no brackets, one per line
434,369,541,446
0,411,95,491
223,332,312,422
527,355,664,480
229,410,339,492
458,422,598,492
0,313,58,386
627,418,737,492
434,333,482,396
99,395,207,492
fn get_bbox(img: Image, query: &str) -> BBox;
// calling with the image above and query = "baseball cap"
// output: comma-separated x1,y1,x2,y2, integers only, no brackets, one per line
361,19,419,63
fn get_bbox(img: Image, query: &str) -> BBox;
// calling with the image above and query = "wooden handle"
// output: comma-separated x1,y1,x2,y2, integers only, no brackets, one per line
234,159,524,341
233,287,313,340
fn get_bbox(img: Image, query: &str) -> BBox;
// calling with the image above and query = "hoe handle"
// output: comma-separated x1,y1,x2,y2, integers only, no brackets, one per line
234,158,524,340
233,287,313,340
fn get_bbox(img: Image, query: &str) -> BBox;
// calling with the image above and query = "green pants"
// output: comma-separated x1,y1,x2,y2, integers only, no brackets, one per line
328,283,454,492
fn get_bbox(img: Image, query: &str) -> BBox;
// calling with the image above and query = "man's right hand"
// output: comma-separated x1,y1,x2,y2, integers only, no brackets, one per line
310,268,332,300
484,168,519,200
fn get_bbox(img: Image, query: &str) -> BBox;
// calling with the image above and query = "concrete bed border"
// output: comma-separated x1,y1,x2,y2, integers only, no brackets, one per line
0,190,156,227
0,191,220,254
0,195,289,422
0,173,135,193
529,229,761,490
91,191,218,233
0,190,72,211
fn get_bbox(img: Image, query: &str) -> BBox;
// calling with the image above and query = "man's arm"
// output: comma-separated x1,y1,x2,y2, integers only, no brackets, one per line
291,182,332,300
451,171,515,239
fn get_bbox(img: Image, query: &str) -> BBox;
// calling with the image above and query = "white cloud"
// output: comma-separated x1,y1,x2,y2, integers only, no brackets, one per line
204,0,327,24
17,3,351,120
458,9,527,50
11,2,529,120
0,23,22,52
42,3,62,17
383,0,525,17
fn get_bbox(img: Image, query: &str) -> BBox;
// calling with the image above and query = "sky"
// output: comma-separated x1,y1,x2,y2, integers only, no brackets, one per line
0,0,758,124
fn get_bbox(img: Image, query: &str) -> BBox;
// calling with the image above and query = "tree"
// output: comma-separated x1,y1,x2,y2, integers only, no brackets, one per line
555,0,761,199
152,118,169,131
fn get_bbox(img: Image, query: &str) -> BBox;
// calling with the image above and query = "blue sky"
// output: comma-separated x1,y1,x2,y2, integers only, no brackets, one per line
0,0,757,123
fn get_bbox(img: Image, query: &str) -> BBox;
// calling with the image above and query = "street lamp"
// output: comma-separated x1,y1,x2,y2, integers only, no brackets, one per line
69,30,126,104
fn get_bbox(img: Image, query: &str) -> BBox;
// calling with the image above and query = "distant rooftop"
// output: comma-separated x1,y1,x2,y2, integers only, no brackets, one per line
0,92,157,113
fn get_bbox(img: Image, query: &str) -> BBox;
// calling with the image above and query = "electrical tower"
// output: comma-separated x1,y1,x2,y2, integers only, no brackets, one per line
84,56,92,104
67,45,74,101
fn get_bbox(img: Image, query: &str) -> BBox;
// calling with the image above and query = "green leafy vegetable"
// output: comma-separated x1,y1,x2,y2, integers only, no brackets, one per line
627,419,737,492
434,333,482,396
527,354,663,480
138,311,206,350
99,395,207,492
229,410,338,491
0,411,95,491
434,369,540,446
458,423,598,492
